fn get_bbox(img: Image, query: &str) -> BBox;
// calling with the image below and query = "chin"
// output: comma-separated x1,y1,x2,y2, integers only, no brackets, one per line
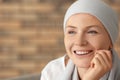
76,63,90,68
73,59,92,68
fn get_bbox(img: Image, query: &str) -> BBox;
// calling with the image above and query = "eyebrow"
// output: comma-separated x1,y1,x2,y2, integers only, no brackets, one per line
86,25,99,28
66,25,77,29
86,25,103,30
66,25,101,29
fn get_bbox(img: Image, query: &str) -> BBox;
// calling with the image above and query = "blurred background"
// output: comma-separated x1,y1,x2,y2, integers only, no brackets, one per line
0,0,119,79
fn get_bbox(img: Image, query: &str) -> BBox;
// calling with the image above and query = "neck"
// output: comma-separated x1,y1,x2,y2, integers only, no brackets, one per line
77,67,89,79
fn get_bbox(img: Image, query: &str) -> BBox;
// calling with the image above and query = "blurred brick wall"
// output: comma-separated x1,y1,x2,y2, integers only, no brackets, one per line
0,0,119,79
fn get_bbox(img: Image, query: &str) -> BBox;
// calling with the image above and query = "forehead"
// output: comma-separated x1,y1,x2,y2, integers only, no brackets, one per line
67,13,102,24
66,13,104,29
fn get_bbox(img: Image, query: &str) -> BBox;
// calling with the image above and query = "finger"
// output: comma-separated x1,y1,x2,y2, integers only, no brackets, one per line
98,50,112,65
92,54,102,68
102,50,112,62
102,50,112,68
97,50,112,69
95,52,106,67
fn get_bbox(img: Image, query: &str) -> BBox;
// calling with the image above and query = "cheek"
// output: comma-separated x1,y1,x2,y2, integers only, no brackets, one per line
64,37,68,49
64,37,70,48
64,37,73,50
88,37,110,49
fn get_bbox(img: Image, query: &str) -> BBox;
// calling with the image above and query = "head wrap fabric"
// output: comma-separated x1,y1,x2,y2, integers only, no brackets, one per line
58,0,120,80
63,0,119,44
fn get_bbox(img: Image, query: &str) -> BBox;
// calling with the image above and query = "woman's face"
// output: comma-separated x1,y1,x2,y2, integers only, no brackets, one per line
64,13,112,68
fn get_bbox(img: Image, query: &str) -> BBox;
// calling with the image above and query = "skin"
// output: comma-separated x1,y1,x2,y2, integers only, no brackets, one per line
64,13,112,80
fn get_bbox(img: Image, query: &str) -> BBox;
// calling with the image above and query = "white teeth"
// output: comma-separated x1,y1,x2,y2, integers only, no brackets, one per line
75,51,89,55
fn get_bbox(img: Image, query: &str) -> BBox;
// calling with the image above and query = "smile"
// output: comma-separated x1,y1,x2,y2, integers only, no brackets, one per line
73,50,93,55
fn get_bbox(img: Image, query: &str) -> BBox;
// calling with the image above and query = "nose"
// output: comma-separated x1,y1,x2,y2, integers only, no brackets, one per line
74,33,88,46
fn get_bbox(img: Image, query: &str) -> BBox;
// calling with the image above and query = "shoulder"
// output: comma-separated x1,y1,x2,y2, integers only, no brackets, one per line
41,56,65,80
46,56,65,69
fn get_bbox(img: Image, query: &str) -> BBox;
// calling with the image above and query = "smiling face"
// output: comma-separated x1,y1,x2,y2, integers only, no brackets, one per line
64,13,112,68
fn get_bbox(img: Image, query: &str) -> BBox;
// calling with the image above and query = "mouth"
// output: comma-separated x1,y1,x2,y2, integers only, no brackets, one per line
73,50,93,56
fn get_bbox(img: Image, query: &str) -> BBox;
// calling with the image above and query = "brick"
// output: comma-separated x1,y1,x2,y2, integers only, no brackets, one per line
12,61,36,71
0,37,18,45
111,4,120,12
0,69,19,79
0,21,20,29
0,0,39,3
14,29,37,37
21,19,63,29
14,45,37,54
34,62,48,73
0,29,11,37
0,3,54,13
0,45,16,54
38,3,54,13
30,38,57,46
0,0,22,3
0,54,17,61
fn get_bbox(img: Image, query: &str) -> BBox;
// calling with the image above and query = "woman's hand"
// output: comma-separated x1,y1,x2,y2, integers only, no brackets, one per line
82,50,112,80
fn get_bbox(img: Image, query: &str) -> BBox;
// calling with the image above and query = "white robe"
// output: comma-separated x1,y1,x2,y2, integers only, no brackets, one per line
41,56,66,80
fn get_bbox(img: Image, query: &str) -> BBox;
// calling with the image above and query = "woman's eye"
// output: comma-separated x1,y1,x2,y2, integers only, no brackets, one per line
68,31,76,34
87,30,98,34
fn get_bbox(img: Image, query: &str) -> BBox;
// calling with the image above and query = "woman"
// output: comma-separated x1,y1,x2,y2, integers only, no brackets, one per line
41,0,120,80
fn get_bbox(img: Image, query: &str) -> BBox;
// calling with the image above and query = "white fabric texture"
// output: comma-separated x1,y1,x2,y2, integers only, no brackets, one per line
41,56,65,80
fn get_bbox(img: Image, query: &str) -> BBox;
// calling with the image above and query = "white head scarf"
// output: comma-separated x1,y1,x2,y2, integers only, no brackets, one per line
63,0,119,44
57,0,120,80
